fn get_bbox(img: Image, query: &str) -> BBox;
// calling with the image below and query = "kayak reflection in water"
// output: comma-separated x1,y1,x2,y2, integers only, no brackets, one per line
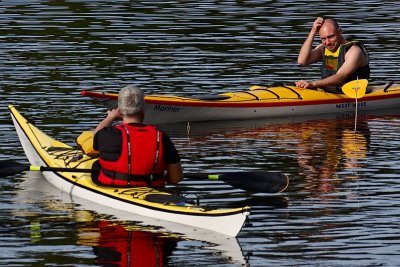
91,85,183,188
86,221,179,266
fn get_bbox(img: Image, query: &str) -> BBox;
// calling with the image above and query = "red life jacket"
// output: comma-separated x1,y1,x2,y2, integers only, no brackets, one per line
98,124,166,187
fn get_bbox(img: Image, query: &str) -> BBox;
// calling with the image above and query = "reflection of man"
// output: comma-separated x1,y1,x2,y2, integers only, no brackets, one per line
295,119,370,192
93,221,178,266
296,17,370,91
341,129,368,170
295,120,341,187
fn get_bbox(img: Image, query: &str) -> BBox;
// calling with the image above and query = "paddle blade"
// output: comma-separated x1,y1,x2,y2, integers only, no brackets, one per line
219,172,289,193
0,161,29,177
342,79,368,99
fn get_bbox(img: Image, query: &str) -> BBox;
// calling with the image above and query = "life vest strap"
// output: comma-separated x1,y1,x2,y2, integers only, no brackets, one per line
102,169,164,182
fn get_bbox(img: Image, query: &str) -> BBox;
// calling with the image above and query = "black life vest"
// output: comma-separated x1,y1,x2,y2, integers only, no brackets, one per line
321,41,370,90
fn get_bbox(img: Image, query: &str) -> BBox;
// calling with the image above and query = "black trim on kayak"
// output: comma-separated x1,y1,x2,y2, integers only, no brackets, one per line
187,94,231,101
284,86,303,99
251,87,281,100
9,107,249,218
269,82,303,100
384,81,394,92
243,91,260,101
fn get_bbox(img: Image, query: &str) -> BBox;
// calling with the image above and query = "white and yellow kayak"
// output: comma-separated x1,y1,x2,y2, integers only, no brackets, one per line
9,105,250,237
81,82,400,124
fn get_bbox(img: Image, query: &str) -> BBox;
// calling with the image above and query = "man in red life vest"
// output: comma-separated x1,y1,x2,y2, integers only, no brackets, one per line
295,17,370,91
92,85,183,187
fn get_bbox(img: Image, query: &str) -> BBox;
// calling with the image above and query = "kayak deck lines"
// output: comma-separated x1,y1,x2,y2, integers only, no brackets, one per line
247,85,304,100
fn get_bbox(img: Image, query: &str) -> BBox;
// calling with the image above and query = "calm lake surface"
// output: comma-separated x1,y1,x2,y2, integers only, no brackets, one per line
1,1,400,266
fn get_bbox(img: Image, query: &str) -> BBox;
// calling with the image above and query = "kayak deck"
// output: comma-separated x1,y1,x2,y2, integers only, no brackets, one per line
9,105,250,236
82,82,400,103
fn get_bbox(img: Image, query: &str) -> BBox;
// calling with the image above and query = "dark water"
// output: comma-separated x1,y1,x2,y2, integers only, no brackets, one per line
1,1,400,266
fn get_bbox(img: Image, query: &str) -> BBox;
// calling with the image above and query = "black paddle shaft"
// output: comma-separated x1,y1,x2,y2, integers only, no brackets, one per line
0,161,289,193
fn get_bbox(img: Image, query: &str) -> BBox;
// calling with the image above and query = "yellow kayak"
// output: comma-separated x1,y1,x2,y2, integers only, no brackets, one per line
81,82,400,124
9,105,250,237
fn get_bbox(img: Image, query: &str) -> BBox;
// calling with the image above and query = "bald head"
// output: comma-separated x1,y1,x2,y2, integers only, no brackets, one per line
324,19,340,29
318,18,344,51
319,19,341,35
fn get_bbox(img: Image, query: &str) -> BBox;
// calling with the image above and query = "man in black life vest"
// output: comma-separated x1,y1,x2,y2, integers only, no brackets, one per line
295,17,370,91
92,85,183,187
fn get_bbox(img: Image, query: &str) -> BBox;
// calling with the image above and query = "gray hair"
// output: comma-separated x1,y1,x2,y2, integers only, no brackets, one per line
118,85,144,116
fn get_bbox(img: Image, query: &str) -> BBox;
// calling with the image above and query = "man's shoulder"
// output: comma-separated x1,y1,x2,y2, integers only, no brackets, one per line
96,126,122,137
345,44,365,59
93,126,122,149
